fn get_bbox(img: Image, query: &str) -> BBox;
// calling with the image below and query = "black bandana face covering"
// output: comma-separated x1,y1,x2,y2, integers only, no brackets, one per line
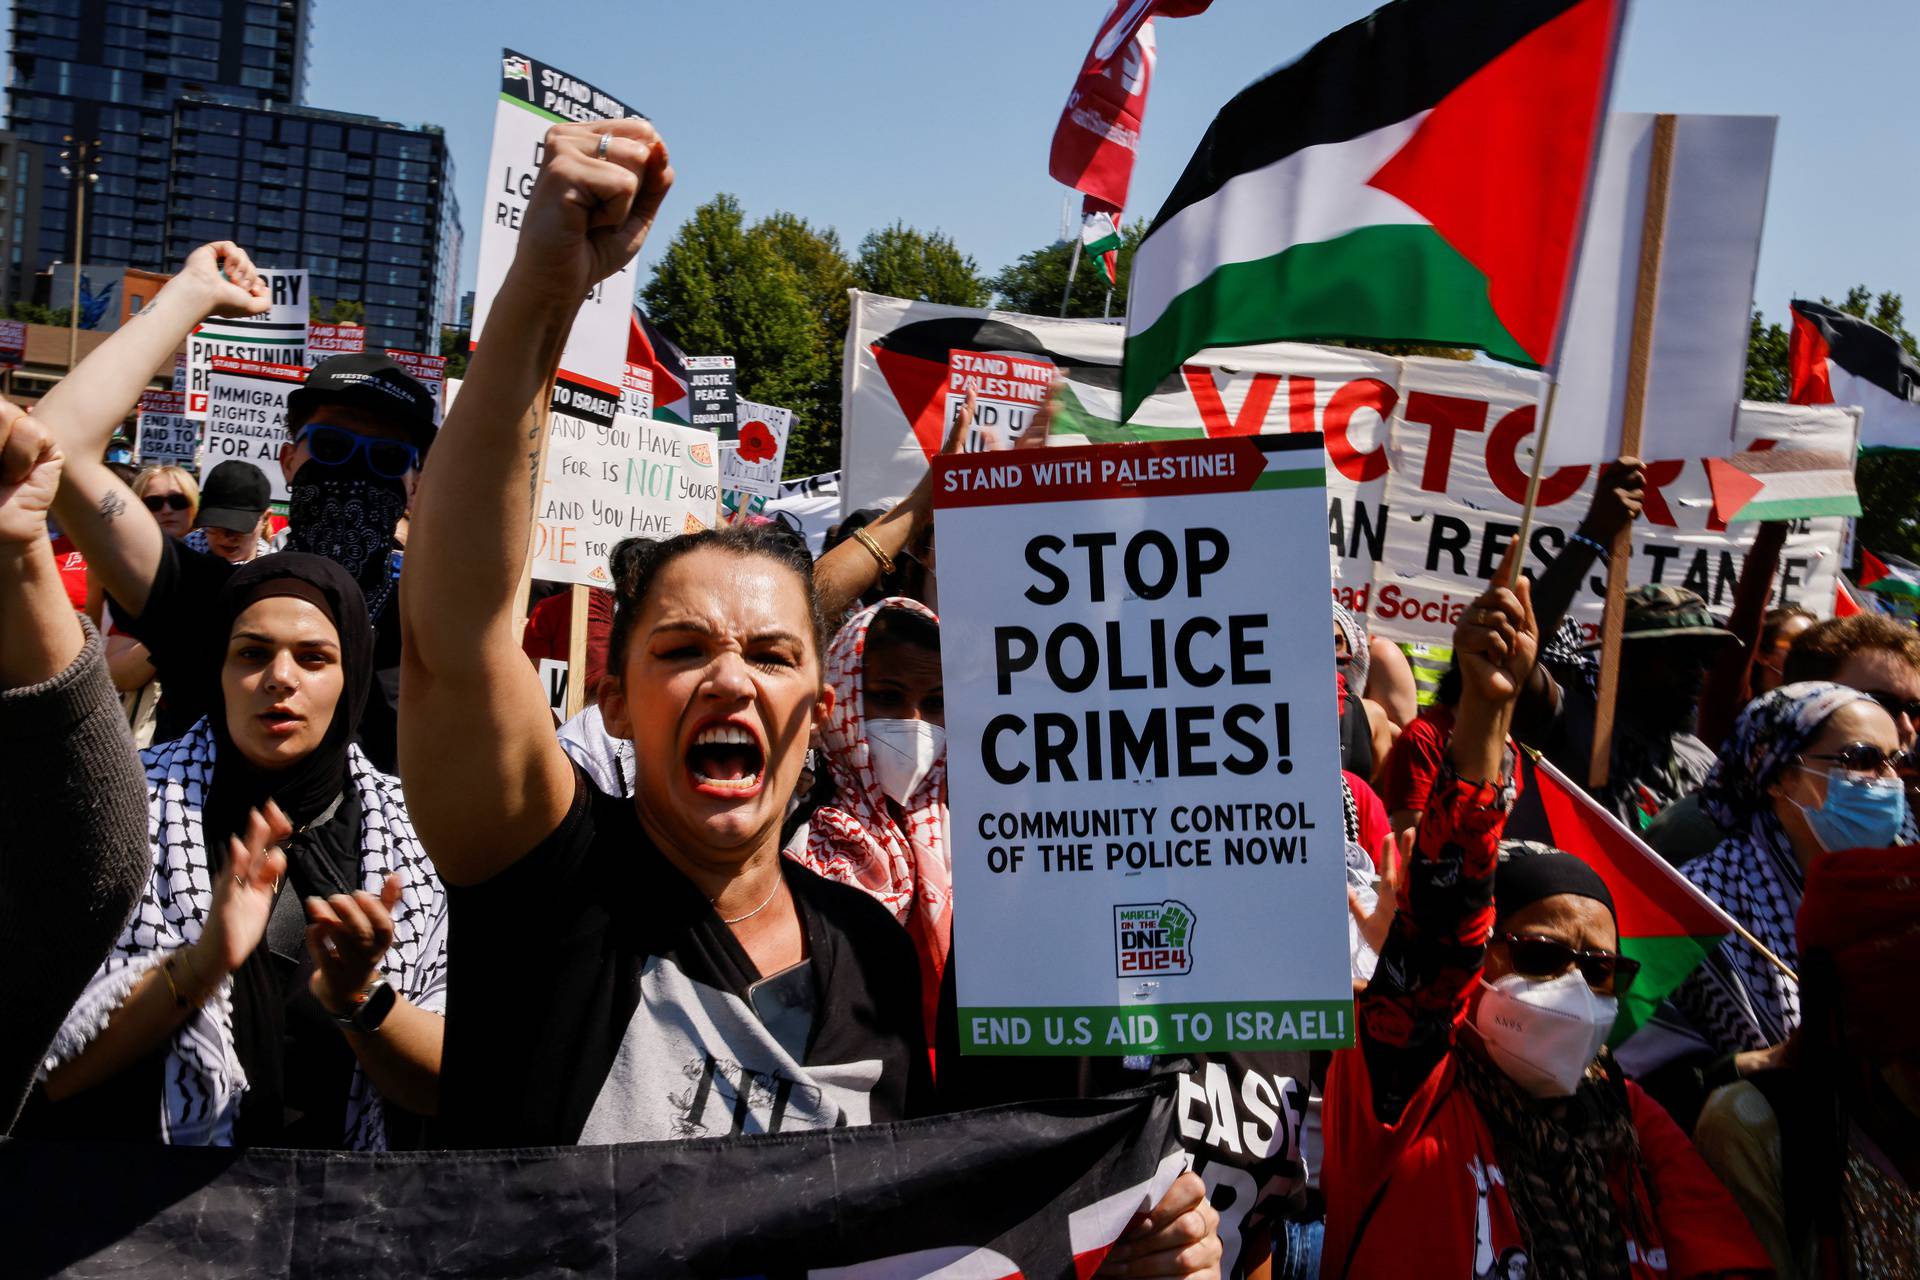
285,458,408,616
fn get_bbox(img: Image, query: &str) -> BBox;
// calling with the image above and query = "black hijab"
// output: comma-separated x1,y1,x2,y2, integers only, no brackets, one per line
204,552,372,846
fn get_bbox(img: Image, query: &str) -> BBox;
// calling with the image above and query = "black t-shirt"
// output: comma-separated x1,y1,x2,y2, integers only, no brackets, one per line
109,536,404,770
434,768,931,1149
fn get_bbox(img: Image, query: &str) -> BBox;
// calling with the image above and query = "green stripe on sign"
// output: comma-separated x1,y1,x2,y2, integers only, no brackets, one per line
1122,224,1534,420
1736,494,1861,522
501,92,569,125
1251,467,1326,491
1611,933,1722,1044
959,1000,1355,1055
200,334,303,346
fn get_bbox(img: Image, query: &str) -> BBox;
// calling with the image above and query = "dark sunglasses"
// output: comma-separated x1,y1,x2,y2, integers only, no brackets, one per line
1865,690,1920,724
142,493,192,512
296,423,419,479
1799,741,1901,777
1498,932,1640,993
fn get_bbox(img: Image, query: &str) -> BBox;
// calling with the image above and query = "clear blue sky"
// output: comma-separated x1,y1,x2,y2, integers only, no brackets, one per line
30,0,1920,328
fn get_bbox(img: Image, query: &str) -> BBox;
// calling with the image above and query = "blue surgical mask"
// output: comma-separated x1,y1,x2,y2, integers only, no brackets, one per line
1796,770,1908,852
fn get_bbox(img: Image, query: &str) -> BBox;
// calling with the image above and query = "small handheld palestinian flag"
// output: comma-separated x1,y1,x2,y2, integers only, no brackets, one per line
1120,0,1625,419
1791,299,1920,451
1704,449,1860,524
629,306,691,425
1525,753,1737,1043
1859,549,1920,601
1081,203,1123,287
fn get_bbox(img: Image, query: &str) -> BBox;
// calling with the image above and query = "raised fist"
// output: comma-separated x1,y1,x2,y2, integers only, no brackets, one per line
508,118,674,308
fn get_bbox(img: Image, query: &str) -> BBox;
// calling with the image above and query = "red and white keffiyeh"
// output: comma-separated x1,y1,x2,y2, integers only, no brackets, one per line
790,598,950,1037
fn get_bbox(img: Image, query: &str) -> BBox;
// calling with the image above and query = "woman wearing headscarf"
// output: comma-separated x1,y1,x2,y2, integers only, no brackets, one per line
1673,681,1909,1062
788,598,951,1040
1322,568,1769,1280
1695,845,1920,1278
22,553,446,1149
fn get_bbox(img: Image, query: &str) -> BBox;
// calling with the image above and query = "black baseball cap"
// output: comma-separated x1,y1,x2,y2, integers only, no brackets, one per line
287,353,438,453
195,460,272,532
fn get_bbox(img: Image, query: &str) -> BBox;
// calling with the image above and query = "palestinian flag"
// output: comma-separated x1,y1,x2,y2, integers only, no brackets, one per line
1527,754,1737,1042
1834,575,1865,617
1081,201,1123,286
629,307,691,424
1704,449,1860,524
1859,548,1920,601
1121,0,1623,419
1790,299,1920,451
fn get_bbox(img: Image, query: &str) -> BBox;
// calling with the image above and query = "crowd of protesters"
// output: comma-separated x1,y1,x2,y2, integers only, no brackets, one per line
0,115,1914,1280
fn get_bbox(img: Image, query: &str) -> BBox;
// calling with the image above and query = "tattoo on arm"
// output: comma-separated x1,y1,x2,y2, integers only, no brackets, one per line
527,422,542,506
98,490,126,525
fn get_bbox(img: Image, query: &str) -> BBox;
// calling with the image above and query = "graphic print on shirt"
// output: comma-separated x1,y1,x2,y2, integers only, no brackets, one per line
1176,1056,1311,1278
577,954,881,1143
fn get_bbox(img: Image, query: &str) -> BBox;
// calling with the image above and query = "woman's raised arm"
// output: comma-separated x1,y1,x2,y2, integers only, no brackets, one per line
399,119,672,885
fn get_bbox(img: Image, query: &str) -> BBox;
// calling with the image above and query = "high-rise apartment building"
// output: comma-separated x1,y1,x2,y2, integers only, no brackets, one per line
8,0,312,276
165,99,452,350
0,130,47,304
7,1,459,352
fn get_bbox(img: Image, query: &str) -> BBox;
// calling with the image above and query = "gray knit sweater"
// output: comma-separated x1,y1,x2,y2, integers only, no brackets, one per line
0,619,151,1132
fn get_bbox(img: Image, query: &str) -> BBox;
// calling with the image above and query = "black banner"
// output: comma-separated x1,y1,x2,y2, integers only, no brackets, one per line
4,1086,1181,1278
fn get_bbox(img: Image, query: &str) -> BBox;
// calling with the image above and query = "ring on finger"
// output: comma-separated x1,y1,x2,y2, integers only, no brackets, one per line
595,131,611,160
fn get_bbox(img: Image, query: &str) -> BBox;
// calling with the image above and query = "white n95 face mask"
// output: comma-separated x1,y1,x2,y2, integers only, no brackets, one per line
866,719,946,805
1473,969,1617,1098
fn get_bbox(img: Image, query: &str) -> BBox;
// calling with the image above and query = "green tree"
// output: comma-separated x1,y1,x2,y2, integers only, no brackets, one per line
1,300,72,325
990,220,1146,318
309,297,365,324
1748,286,1920,564
853,222,989,307
748,212,855,475
642,194,833,474
438,325,469,382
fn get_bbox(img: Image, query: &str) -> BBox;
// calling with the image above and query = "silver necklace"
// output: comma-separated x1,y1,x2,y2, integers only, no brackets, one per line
716,874,783,925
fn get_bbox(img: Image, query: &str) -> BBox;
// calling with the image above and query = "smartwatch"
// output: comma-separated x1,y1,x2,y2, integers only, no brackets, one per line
331,978,397,1034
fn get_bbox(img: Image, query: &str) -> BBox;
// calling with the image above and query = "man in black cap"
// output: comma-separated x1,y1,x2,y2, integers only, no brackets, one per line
38,241,433,768
189,459,273,564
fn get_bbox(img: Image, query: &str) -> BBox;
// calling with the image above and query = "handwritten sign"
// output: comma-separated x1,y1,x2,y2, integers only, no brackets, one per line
530,413,721,588
722,399,793,499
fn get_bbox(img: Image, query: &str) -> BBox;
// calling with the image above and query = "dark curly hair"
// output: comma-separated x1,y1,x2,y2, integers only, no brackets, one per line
604,525,823,677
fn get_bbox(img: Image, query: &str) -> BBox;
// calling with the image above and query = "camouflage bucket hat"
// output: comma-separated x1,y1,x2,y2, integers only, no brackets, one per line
1581,585,1738,648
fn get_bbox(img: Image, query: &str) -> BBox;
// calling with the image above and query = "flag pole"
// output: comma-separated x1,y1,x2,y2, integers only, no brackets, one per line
1728,919,1799,983
1103,285,1113,320
1507,379,1561,589
1060,240,1081,318
1588,113,1677,791
564,583,589,721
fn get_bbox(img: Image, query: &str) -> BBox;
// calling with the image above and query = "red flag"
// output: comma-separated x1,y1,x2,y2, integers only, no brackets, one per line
1527,754,1737,1040
1788,302,1835,406
1834,578,1862,617
1049,1,1213,209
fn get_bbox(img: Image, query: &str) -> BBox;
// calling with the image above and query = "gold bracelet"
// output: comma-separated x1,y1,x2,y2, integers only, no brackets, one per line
160,954,191,1009
852,527,895,576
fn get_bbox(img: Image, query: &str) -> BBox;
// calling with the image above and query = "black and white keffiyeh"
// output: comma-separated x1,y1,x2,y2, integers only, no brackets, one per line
38,720,446,1149
1674,681,1879,1053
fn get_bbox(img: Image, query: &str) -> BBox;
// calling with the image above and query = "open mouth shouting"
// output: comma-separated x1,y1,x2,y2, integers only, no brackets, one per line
686,718,767,799
259,703,306,737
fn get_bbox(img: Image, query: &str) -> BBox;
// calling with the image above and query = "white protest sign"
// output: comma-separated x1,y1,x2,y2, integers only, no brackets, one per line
135,389,199,469
200,356,303,502
306,323,366,366
531,413,720,587
722,399,793,499
935,434,1354,1056
187,269,307,419
946,349,1054,450
1546,113,1777,467
764,470,841,555
473,48,637,405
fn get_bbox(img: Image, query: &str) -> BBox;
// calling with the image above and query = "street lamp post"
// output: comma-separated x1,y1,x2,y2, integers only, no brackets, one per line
59,135,102,373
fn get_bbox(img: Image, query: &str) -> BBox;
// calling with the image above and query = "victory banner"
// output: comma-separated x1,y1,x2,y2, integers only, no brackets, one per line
200,356,304,502
936,434,1354,1056
186,269,307,419
531,414,720,587
134,389,197,469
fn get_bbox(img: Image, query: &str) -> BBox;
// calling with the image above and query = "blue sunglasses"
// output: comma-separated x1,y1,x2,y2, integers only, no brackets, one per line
295,422,420,479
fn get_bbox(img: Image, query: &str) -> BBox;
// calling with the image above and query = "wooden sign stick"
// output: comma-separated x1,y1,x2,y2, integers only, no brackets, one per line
1589,113,1677,790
